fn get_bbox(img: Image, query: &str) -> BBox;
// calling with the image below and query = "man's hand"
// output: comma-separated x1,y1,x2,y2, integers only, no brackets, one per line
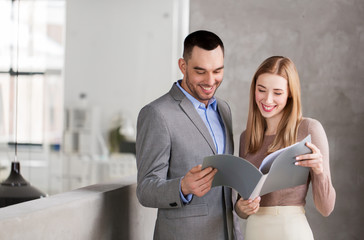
181,164,218,197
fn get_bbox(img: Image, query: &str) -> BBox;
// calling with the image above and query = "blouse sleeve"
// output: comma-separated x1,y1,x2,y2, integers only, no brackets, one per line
308,119,336,216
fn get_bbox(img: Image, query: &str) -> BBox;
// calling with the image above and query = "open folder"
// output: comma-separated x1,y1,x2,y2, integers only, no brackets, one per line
202,135,312,199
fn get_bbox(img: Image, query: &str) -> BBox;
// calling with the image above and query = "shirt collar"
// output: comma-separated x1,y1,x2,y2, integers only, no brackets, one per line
176,80,217,110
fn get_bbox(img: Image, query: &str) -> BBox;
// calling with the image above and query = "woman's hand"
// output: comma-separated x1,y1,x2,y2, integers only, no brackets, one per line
295,142,324,175
235,196,261,219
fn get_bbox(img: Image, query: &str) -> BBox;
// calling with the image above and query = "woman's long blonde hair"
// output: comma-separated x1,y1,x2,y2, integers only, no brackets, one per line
244,56,302,155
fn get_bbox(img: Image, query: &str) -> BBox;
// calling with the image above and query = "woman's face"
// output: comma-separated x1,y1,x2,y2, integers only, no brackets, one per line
255,73,289,123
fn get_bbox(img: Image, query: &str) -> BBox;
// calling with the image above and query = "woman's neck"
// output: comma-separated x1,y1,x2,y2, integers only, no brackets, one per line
265,129,276,136
265,115,282,135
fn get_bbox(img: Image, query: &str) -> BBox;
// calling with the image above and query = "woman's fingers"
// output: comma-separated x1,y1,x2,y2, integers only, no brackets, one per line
295,142,324,174
237,197,260,215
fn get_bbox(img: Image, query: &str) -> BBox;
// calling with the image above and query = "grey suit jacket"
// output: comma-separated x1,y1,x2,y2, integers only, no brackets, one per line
136,83,239,239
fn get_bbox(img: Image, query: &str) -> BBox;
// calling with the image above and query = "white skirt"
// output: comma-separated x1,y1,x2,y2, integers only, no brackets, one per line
245,206,314,240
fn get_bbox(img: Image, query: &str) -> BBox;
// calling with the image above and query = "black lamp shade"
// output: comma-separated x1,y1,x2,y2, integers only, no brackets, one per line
0,162,46,208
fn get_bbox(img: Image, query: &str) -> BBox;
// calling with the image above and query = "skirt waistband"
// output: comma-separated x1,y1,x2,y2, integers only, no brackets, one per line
256,206,305,215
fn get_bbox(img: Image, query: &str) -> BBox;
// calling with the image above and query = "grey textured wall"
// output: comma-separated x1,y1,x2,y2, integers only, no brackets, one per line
190,0,364,239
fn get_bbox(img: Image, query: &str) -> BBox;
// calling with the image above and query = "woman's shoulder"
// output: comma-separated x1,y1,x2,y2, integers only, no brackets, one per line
300,117,323,128
240,130,247,143
239,130,247,154
298,117,326,138
240,130,247,137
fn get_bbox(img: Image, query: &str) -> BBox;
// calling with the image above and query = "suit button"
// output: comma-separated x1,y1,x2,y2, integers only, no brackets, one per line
169,202,177,207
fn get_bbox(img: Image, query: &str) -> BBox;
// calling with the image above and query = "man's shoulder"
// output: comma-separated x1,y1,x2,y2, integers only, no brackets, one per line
139,90,180,119
148,91,172,106
216,97,230,106
145,91,177,111
144,83,182,107
216,97,231,115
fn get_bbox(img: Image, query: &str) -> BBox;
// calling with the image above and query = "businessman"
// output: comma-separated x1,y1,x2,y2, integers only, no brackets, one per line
136,30,240,239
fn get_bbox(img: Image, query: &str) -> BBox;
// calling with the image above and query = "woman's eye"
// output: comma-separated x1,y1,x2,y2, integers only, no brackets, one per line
274,92,282,95
258,89,265,92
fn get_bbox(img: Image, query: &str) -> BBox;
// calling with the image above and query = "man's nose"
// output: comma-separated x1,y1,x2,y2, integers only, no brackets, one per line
206,72,214,85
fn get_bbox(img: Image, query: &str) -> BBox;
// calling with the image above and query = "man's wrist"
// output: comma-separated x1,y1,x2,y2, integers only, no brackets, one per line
180,177,193,204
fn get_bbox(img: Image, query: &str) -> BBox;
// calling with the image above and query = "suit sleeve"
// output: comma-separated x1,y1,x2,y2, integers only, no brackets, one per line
136,104,183,209
308,119,336,216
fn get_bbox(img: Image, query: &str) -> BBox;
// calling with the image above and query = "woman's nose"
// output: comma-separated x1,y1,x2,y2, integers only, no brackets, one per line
266,93,273,103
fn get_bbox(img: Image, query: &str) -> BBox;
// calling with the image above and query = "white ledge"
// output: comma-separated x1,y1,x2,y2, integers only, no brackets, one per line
0,176,156,240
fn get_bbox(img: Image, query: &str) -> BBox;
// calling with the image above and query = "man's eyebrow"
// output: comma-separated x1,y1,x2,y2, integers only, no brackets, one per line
193,66,206,71
193,66,224,71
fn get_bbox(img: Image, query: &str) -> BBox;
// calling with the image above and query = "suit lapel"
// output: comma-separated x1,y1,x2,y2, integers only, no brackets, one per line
179,98,217,154
170,83,217,154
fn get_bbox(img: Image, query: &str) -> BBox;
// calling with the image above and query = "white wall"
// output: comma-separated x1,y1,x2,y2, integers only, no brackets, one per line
64,0,189,139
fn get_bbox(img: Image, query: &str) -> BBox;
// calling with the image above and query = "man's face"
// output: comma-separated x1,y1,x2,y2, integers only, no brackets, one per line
179,46,224,106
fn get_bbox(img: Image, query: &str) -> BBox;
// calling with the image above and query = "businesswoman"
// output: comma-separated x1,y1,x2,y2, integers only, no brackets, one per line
235,56,336,239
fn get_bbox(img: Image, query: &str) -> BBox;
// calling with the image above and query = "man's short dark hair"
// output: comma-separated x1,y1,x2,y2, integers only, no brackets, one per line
183,30,224,61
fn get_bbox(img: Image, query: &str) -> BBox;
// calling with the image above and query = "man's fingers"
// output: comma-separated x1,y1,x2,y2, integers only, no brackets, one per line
189,164,202,173
199,166,216,176
189,165,216,180
199,183,212,195
191,168,218,197
184,165,219,197
205,168,218,180
189,164,214,174
195,168,217,186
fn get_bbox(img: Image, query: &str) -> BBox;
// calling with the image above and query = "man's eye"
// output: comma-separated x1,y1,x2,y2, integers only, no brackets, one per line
196,71,205,74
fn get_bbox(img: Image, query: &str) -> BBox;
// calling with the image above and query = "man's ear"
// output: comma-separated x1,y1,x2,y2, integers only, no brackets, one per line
178,58,187,75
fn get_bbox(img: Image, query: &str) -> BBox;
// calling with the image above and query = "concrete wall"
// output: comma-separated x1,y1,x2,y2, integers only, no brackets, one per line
0,181,157,240
189,0,364,239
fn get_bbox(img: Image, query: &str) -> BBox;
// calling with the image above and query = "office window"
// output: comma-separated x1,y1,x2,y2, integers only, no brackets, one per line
0,0,65,145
